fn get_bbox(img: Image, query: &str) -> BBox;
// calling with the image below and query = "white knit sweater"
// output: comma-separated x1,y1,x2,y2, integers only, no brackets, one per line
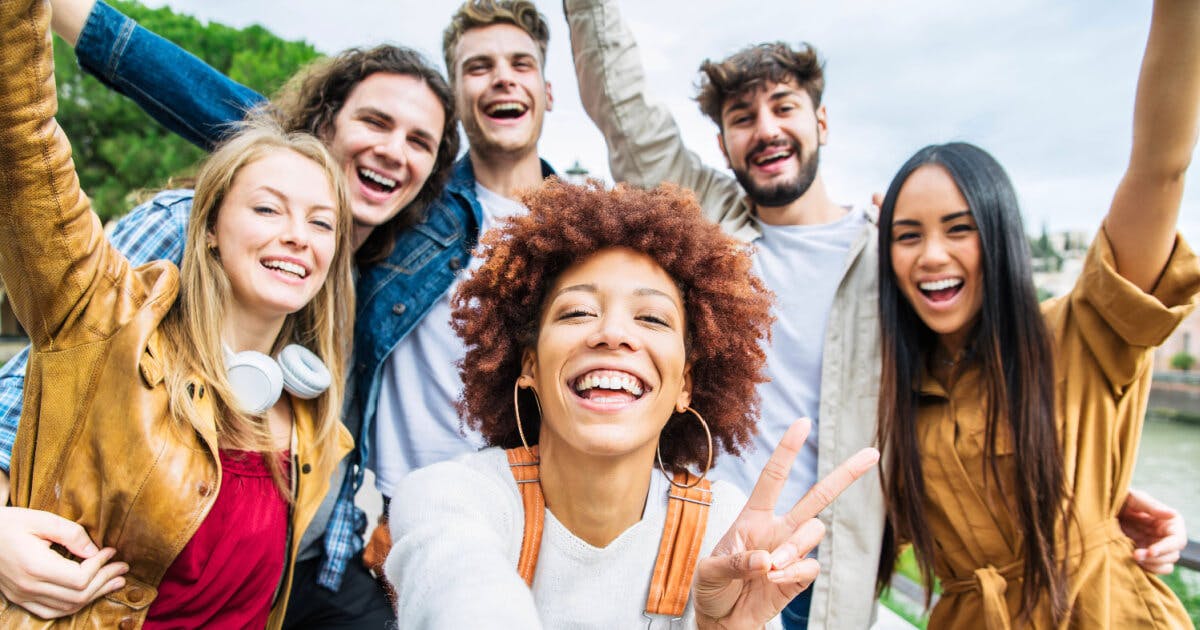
385,447,782,629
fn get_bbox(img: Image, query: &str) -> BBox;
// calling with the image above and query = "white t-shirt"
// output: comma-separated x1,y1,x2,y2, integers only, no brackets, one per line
370,184,528,496
386,448,781,628
710,207,868,509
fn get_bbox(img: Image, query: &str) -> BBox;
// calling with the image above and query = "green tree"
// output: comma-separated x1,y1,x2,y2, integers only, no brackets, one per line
53,0,321,222
1170,351,1196,372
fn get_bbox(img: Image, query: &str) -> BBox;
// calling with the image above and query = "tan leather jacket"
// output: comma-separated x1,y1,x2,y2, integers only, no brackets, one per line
566,2,885,627
0,2,352,628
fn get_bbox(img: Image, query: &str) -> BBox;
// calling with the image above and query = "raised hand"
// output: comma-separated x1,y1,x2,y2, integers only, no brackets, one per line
693,418,879,628
0,507,128,619
1118,488,1187,575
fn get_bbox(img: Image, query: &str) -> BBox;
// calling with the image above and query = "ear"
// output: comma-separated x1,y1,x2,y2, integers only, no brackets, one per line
544,80,554,112
815,104,829,146
674,363,693,413
717,133,731,169
206,230,219,251
518,347,537,389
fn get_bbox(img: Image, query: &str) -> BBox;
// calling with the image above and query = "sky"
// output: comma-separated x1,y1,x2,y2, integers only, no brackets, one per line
139,0,1200,243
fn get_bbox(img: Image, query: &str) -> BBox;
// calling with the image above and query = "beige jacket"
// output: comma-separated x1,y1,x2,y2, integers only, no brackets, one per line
0,2,352,628
566,1,885,627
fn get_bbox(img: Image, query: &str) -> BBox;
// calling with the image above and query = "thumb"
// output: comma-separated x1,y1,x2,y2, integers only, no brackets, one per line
697,549,771,586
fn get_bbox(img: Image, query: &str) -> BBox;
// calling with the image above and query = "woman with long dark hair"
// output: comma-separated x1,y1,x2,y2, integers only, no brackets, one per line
874,0,1200,627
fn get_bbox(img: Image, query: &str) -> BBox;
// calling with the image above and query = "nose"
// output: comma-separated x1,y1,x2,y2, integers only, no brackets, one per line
754,111,783,141
280,213,311,249
373,131,408,169
587,314,640,352
492,60,517,89
918,234,952,267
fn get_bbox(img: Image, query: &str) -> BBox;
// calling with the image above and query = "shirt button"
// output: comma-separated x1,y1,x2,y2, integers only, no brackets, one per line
198,481,211,497
392,303,407,315
301,463,312,474
126,587,144,603
119,617,136,630
449,257,462,271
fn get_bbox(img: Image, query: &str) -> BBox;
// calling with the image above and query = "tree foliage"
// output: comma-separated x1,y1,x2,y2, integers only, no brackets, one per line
1170,351,1197,372
53,0,321,221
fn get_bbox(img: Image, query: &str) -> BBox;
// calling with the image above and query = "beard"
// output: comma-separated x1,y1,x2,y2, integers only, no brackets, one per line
732,140,820,208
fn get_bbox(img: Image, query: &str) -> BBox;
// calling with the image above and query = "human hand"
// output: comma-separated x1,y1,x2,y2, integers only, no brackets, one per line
1118,488,1186,575
693,418,879,629
0,507,127,619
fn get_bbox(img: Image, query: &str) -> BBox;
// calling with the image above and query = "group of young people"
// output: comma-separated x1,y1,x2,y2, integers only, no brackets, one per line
0,0,1195,628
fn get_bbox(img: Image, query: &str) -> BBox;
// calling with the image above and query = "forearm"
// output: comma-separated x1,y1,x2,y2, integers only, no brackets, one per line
0,0,108,347
565,0,734,207
71,1,265,151
1106,0,1200,291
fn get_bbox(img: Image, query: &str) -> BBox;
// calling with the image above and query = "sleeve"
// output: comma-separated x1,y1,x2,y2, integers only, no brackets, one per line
74,1,266,151
0,192,188,474
564,0,748,226
1064,226,1200,388
384,455,541,628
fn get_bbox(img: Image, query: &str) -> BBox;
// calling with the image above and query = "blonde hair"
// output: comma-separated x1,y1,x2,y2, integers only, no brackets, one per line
160,114,355,497
441,0,550,80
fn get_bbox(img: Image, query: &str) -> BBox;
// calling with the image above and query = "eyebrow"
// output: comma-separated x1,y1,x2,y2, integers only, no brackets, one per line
355,106,437,144
891,210,973,228
258,185,335,213
553,284,678,303
723,87,804,116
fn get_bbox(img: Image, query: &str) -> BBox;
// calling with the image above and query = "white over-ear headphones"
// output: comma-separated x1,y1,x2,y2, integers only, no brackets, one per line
224,345,332,415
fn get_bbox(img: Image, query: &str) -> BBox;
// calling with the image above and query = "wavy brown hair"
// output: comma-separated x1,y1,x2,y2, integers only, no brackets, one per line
442,0,551,79
272,45,459,264
451,180,773,470
696,42,825,131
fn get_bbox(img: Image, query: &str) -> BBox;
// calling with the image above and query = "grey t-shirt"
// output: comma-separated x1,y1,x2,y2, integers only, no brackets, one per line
710,207,868,509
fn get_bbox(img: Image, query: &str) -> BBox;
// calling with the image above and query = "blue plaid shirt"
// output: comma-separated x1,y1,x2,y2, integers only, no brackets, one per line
0,189,365,590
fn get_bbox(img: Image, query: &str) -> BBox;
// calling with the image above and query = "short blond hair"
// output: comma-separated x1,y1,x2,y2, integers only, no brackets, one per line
441,0,550,80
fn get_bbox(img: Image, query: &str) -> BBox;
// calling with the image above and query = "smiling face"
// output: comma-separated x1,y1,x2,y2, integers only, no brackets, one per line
210,149,339,327
890,164,985,355
327,72,445,245
452,23,552,160
718,79,825,208
520,248,691,461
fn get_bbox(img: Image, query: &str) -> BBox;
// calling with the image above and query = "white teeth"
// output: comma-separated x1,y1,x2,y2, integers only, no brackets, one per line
754,150,791,165
919,278,963,291
573,371,644,397
486,102,528,116
263,259,307,278
358,167,397,189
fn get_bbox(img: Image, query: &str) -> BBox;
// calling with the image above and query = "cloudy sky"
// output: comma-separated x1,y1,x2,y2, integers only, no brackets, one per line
139,0,1200,243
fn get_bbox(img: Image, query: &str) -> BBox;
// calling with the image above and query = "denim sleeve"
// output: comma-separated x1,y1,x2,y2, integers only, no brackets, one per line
73,1,267,151
0,191,190,473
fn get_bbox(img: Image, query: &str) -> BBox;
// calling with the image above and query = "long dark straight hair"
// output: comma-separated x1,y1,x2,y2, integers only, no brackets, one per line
874,142,1068,623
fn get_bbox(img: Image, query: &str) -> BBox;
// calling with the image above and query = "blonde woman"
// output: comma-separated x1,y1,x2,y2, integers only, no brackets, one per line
0,0,355,627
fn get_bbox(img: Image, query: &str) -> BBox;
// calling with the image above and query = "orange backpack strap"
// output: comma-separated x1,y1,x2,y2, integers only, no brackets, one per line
506,446,544,587
644,472,712,618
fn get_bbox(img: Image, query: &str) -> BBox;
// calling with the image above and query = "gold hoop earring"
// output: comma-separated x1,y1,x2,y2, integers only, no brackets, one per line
512,380,541,458
656,406,713,489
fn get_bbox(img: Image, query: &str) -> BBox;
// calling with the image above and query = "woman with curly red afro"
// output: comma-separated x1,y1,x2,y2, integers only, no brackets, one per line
384,180,878,628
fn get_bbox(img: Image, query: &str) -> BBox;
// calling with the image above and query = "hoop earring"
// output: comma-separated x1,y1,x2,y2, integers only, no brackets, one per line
656,406,713,489
513,380,541,458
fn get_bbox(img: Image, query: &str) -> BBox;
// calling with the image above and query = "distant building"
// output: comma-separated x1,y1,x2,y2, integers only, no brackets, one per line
1032,228,1090,299
563,159,590,185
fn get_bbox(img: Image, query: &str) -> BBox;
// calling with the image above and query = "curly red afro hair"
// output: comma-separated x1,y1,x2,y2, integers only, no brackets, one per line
451,179,773,471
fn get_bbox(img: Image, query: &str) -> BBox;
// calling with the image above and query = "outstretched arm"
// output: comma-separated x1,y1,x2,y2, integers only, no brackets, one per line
1105,0,1200,292
50,0,265,151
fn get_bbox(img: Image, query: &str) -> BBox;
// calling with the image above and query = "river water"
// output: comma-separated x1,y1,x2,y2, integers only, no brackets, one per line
1133,417,1200,536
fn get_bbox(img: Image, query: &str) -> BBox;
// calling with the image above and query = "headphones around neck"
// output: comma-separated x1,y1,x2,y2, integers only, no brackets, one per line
224,345,332,415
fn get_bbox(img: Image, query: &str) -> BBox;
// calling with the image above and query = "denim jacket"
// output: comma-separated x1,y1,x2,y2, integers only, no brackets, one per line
10,0,556,590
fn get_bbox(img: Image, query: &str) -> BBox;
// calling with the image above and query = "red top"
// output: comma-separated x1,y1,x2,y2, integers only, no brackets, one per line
144,449,290,630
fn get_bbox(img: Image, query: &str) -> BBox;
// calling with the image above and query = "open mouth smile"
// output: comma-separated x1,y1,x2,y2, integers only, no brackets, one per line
570,369,647,406
751,147,794,167
918,277,964,303
262,257,310,280
484,101,529,121
357,166,398,195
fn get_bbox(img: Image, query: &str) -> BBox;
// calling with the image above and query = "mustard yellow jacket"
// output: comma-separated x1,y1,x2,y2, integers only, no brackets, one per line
0,2,352,628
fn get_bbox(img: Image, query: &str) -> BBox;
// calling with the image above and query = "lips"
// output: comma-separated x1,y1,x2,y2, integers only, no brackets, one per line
262,257,310,280
570,368,647,405
918,277,963,303
484,101,529,120
357,166,398,194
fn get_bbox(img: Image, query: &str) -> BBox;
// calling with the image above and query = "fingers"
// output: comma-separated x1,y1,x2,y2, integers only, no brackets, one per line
785,447,879,529
744,418,811,513
767,557,820,588
1121,488,1177,519
696,549,772,584
767,518,825,581
1133,547,1181,575
29,510,100,559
